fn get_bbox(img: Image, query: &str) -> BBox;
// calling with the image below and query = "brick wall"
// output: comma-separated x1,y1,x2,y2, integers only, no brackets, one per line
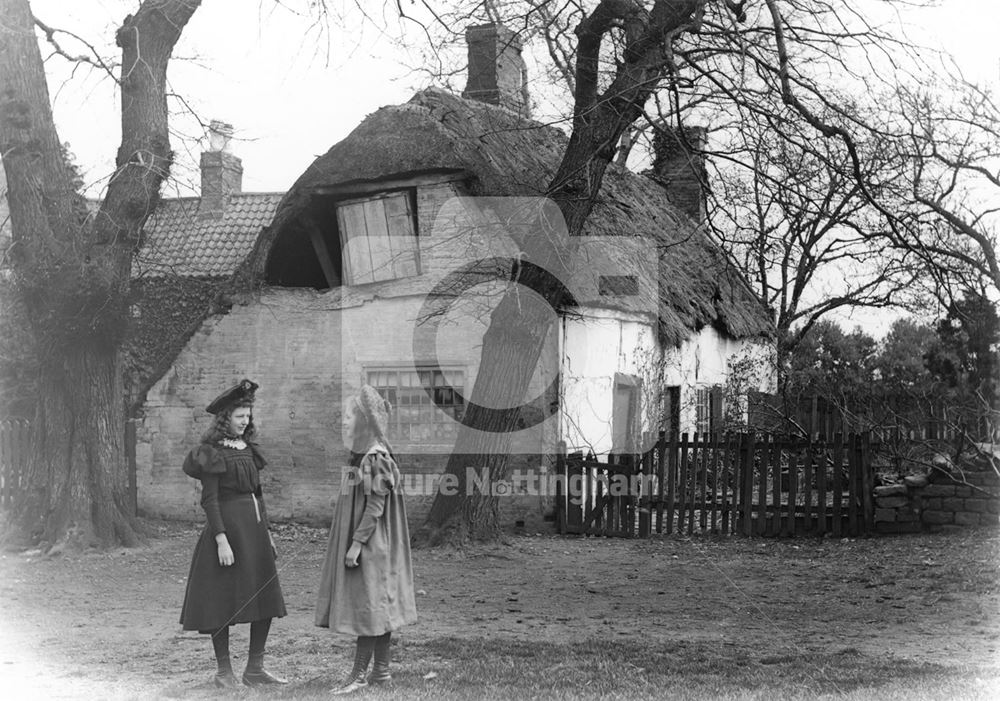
136,183,559,531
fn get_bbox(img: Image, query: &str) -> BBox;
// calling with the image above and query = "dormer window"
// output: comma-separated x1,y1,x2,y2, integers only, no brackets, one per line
337,191,420,285
264,188,420,289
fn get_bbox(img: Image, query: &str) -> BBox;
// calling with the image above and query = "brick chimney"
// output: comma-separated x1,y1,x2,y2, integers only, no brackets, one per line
198,119,242,217
462,23,530,118
652,126,707,221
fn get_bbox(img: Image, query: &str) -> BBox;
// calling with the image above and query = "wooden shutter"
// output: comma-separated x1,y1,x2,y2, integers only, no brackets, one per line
361,197,394,282
709,385,724,434
383,192,419,278
337,192,419,284
336,201,374,285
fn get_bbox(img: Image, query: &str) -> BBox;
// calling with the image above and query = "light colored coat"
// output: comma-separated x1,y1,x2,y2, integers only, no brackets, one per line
314,444,417,636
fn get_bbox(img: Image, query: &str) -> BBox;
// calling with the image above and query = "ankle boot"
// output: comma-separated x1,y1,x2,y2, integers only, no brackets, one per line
214,659,239,689
331,637,374,695
242,653,288,686
370,634,391,684
331,668,368,695
369,659,391,685
212,628,239,688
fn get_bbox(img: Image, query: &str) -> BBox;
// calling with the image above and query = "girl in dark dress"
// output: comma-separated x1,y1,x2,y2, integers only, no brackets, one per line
179,379,288,688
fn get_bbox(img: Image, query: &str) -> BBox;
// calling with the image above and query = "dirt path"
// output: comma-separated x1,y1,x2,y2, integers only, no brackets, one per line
0,521,997,699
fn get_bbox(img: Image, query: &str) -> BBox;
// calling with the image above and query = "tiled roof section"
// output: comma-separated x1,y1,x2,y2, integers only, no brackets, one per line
134,193,282,278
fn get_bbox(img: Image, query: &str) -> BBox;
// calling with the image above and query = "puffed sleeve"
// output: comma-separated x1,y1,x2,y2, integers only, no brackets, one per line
248,441,268,472
362,450,398,497
351,450,399,544
182,444,226,479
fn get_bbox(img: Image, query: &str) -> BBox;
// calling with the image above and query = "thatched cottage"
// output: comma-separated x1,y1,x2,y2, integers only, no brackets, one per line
131,25,775,528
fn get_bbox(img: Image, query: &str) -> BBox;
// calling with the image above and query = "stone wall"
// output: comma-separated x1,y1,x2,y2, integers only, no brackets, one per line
874,462,1000,534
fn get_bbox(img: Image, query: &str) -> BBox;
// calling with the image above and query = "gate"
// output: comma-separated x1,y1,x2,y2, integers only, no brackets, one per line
557,452,637,537
555,432,875,538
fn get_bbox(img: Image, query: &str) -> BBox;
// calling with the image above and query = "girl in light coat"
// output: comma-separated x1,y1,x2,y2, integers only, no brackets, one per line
315,384,417,694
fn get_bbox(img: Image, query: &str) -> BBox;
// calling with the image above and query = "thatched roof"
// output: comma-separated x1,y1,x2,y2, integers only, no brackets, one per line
260,88,773,344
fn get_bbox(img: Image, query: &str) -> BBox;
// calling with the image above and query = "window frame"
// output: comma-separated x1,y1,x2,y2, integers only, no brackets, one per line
335,189,420,286
694,384,724,436
365,365,466,446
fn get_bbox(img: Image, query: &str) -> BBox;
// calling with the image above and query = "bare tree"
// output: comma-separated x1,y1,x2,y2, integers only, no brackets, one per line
0,0,201,549
405,0,946,542
5,0,982,547
710,111,919,374
892,79,1000,296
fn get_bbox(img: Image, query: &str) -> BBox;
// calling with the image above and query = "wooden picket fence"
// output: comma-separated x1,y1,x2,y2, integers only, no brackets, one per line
0,419,31,508
556,432,875,538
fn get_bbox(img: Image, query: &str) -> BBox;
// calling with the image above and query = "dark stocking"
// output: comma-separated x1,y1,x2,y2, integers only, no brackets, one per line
211,626,232,674
349,636,376,680
371,632,392,682
247,618,272,672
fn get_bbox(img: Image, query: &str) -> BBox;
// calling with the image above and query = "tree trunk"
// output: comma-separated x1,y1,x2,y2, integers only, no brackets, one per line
416,1,704,545
0,0,200,549
12,342,138,548
421,284,555,541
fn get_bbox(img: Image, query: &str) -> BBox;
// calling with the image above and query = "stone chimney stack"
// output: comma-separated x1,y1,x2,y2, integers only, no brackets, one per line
198,119,242,217
462,23,530,118
652,126,707,221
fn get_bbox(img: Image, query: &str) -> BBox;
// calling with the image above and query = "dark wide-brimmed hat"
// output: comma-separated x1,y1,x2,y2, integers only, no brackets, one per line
206,379,259,415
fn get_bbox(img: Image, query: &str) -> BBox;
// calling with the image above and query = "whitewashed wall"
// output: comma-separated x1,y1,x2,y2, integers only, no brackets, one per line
559,315,775,454
664,325,775,432
558,310,659,455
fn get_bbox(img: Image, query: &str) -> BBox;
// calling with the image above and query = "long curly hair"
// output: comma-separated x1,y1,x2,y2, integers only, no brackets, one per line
201,400,256,444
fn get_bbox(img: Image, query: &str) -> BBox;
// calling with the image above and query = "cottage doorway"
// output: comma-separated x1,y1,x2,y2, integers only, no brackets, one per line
612,373,640,454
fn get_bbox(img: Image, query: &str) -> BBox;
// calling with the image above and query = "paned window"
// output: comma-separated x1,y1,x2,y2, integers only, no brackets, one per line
694,385,723,435
367,368,465,444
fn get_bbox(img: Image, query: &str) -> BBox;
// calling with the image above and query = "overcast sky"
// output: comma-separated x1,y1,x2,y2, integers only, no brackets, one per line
16,0,1000,335
31,0,999,197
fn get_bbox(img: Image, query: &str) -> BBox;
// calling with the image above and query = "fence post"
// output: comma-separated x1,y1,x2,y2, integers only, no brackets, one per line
802,439,814,534
666,432,678,535
555,442,566,534
638,438,651,538
769,434,781,537
678,433,690,534
756,433,768,536
861,433,875,534
655,431,666,534
740,433,755,536
847,433,860,536
784,443,798,537
816,434,828,536
832,433,844,538
686,435,696,535
126,418,138,516
710,432,721,534
721,433,733,534
698,434,709,532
